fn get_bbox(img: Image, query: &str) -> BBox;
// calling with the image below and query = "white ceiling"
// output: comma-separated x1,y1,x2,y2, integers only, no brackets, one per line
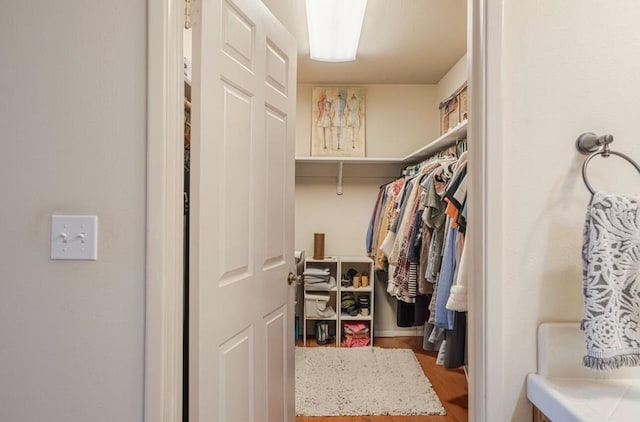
262,0,467,84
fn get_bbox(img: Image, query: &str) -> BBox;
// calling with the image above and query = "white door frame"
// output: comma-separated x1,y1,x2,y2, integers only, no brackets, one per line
145,0,185,421
467,0,505,421
144,0,504,421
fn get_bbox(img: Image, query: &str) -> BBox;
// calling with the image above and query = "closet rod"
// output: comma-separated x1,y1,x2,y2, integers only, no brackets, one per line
402,140,462,176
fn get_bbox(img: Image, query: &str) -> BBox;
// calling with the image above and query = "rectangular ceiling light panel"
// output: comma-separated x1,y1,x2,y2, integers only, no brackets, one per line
305,0,368,62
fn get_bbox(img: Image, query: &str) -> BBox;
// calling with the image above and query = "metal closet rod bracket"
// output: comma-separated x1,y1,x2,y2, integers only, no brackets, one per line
336,161,343,195
576,132,614,156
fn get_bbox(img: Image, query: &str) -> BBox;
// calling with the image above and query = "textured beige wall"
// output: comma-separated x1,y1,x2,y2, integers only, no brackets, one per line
497,1,640,419
0,1,146,421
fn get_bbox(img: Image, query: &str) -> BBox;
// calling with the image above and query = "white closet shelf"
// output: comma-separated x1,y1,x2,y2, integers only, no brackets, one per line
294,156,404,164
305,315,338,321
304,287,339,292
402,120,468,164
340,313,373,321
295,159,402,194
341,286,373,292
294,120,467,166
295,120,467,194
338,256,376,262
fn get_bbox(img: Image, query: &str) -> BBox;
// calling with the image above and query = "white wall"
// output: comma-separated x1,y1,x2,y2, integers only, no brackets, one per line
0,2,146,421
436,53,467,103
493,1,640,420
296,84,439,158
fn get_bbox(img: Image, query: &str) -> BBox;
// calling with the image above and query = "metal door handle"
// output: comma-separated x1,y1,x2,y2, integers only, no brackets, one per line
287,272,302,286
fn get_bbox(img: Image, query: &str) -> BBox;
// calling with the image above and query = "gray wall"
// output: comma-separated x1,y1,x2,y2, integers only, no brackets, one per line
0,1,146,421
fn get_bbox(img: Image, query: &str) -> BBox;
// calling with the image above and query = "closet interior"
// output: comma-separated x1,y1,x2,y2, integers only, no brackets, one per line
295,87,470,335
291,1,470,418
295,81,469,419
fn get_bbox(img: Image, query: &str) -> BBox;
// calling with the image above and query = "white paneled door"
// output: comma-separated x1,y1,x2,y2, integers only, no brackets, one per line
189,0,297,420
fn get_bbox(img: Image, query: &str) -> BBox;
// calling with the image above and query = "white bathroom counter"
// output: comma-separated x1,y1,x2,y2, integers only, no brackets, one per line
528,374,640,421
527,323,640,421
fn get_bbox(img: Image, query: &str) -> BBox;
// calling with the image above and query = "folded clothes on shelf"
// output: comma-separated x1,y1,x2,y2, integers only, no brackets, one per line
303,267,334,291
303,268,331,276
343,322,370,347
304,276,336,291
304,276,331,283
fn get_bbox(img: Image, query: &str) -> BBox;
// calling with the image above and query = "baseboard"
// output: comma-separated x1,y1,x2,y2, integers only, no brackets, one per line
375,327,423,337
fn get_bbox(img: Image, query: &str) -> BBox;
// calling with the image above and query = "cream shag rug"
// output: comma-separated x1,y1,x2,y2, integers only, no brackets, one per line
295,346,446,417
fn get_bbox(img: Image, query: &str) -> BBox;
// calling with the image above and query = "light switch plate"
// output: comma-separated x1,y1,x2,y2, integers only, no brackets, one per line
51,215,98,260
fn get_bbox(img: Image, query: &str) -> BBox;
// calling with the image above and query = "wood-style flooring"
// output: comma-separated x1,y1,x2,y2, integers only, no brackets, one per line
295,336,468,422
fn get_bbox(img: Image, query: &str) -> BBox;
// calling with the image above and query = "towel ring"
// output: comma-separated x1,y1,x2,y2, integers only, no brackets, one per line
576,132,640,195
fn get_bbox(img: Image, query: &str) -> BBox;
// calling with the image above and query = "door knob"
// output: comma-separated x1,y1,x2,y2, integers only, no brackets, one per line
287,272,302,286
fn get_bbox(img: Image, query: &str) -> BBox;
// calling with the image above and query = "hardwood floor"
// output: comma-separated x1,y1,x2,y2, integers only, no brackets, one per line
295,336,468,422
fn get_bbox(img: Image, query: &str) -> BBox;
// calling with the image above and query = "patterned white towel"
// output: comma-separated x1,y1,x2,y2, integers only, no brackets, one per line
582,192,640,371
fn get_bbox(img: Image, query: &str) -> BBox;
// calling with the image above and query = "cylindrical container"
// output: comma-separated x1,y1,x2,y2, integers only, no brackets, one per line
313,233,325,260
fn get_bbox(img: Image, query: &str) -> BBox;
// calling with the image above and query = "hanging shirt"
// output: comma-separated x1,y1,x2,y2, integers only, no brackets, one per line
423,169,448,282
366,187,384,254
434,222,457,330
381,177,415,261
374,178,405,270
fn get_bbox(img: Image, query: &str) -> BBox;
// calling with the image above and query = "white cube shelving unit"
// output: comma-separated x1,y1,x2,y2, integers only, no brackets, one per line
302,256,374,347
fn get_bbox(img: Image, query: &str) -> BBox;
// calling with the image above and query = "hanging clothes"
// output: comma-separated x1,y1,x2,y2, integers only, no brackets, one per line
372,178,406,271
366,142,469,368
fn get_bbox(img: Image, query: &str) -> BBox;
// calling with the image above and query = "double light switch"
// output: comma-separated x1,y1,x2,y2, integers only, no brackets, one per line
50,215,98,260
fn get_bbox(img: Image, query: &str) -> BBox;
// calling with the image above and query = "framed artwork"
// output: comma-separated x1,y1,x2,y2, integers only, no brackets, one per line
311,87,365,157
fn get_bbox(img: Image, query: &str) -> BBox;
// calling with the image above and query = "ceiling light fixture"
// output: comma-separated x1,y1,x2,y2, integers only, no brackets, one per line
305,0,368,62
